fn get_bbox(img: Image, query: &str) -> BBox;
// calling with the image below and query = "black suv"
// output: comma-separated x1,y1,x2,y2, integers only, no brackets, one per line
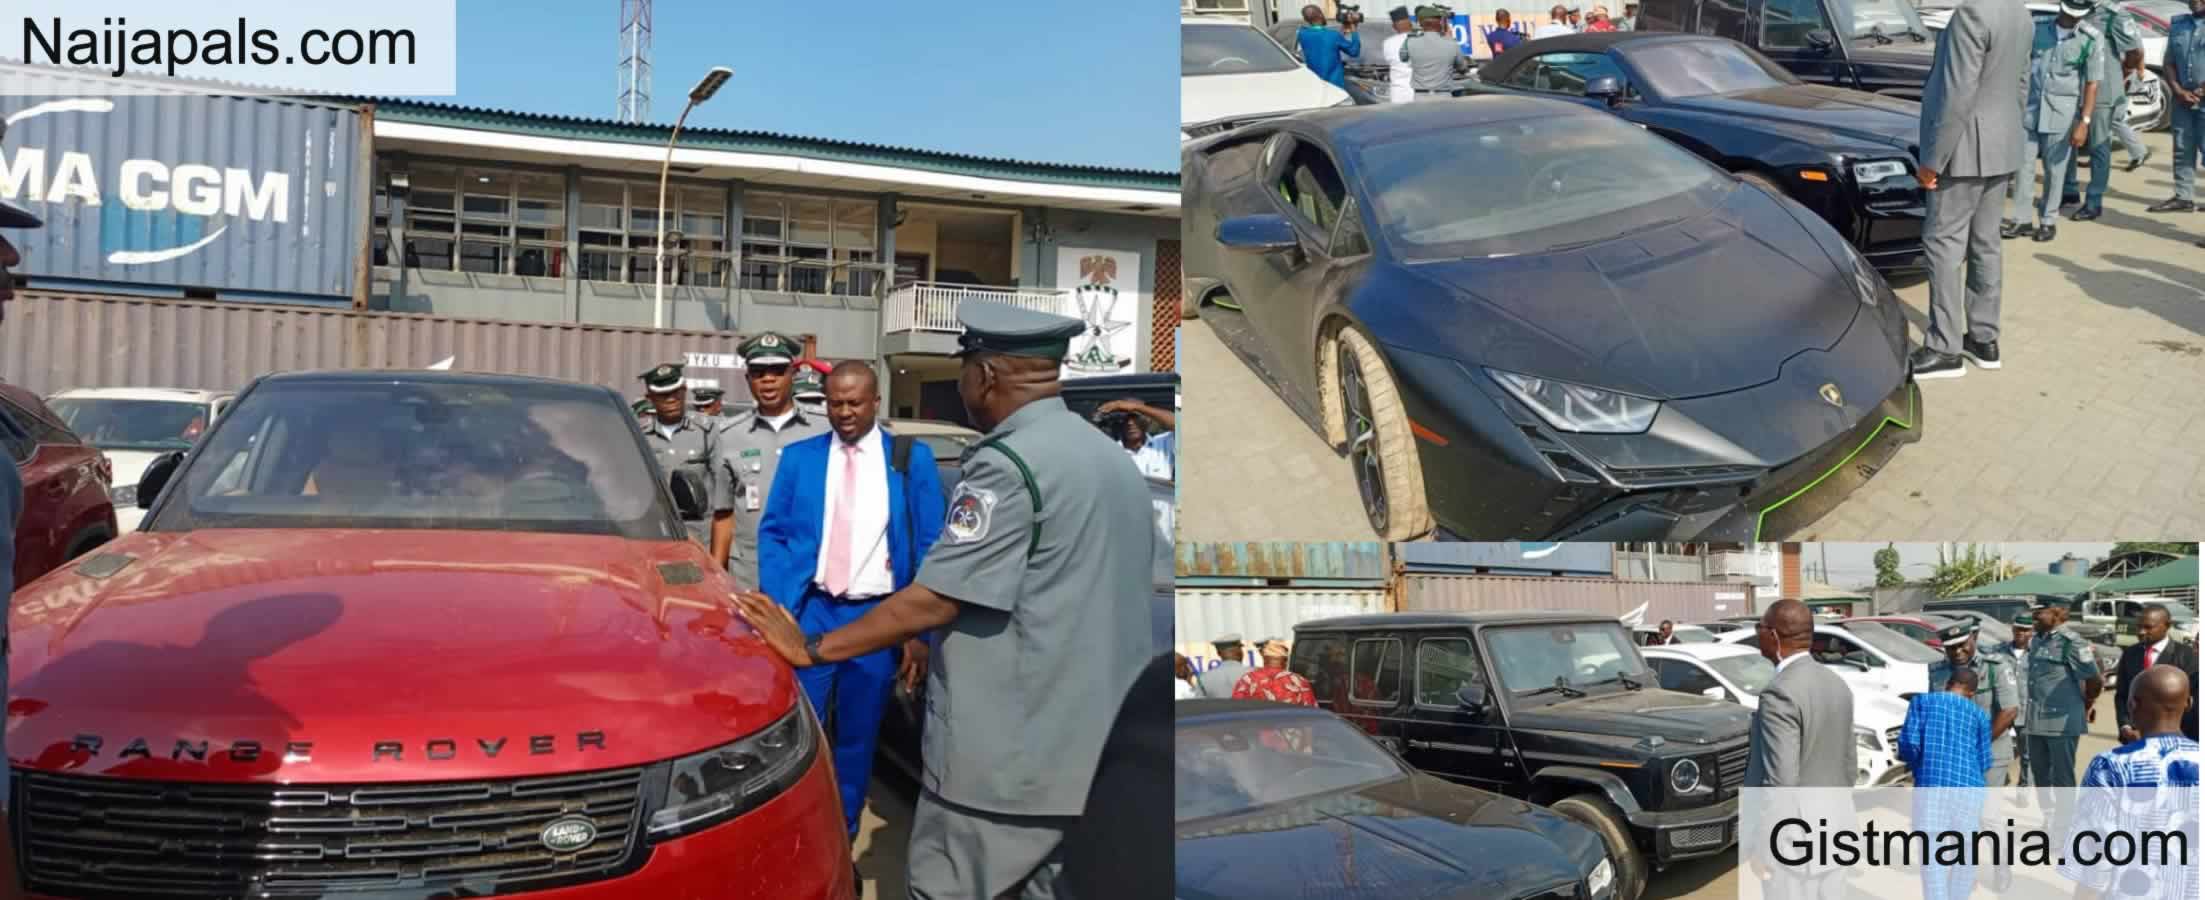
1290,611,1752,900
1633,0,1938,99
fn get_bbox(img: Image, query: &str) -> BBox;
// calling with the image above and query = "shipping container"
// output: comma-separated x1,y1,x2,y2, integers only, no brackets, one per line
1,291,789,399
0,66,367,301
1176,542,1389,585
1399,573,1751,624
1174,587,1390,675
1398,541,1615,576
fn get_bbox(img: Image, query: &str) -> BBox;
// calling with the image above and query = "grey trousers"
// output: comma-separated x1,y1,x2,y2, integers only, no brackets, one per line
2009,130,2076,226
907,791,1076,900
1922,173,2010,355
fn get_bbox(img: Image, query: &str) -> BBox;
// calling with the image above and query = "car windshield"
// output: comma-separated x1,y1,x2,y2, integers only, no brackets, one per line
1843,621,1943,662
1184,23,1301,77
1175,713,1405,824
47,398,209,452
1629,40,1798,98
1486,622,1648,697
150,379,679,540
1707,653,1777,695
2125,2,2182,33
1675,627,1715,643
1845,0,1927,38
1357,114,1725,260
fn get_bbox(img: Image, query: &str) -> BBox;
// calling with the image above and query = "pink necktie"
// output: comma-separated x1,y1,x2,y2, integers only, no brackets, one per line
824,442,858,597
2146,644,2158,670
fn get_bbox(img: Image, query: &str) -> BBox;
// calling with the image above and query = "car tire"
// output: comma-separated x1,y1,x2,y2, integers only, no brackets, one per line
1182,283,1204,320
1320,327,1432,540
1551,793,1648,900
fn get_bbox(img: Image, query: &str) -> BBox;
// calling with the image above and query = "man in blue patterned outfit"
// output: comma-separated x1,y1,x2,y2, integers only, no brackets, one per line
2057,665,2200,900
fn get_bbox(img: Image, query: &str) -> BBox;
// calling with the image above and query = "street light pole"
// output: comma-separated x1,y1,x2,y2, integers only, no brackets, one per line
654,65,733,330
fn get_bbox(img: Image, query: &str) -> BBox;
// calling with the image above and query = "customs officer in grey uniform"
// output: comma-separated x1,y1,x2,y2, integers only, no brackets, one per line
1926,621,2021,784
1911,0,2030,380
2063,0,2145,220
690,386,728,422
710,332,828,591
2004,0,2105,243
733,303,1157,899
635,363,721,548
2023,603,2102,831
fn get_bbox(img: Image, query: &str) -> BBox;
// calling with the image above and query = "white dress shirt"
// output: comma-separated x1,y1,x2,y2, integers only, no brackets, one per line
1382,31,1415,103
815,426,894,598
1534,22,1574,37
1775,649,1810,675
2142,636,2172,668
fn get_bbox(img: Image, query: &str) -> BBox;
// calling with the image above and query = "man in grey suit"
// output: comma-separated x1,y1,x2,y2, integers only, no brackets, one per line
1743,600,1857,899
1913,0,2034,381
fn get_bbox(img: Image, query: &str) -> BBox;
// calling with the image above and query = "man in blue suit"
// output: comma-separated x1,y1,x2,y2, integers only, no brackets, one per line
759,360,945,844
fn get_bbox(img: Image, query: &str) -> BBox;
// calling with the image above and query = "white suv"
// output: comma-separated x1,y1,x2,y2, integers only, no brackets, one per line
45,387,234,533
1181,16,1352,142
1643,642,1911,786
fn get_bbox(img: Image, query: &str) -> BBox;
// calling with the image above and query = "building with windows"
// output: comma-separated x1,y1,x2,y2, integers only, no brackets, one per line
366,100,1181,419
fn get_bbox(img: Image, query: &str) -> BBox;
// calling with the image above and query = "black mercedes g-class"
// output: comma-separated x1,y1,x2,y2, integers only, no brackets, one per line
1290,611,1753,900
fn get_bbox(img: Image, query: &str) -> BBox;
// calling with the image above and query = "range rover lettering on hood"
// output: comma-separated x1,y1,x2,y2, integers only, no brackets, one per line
68,731,609,764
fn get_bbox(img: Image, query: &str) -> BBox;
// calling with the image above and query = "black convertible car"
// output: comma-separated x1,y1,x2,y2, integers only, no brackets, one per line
1176,700,1619,900
1182,97,1921,541
1469,32,1927,270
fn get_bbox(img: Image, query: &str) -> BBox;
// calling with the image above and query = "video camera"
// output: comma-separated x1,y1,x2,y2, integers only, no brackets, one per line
1337,2,1364,25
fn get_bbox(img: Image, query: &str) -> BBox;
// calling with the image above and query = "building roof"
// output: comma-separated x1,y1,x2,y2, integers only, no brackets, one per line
1952,571,2102,598
365,98,1179,194
1297,610,1620,631
2102,556,2198,594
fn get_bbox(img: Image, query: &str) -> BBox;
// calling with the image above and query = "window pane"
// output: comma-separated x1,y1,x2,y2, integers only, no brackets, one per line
459,240,506,274
516,173,566,226
405,212,455,237
410,164,457,213
788,196,832,246
1415,639,1478,706
410,236,454,271
462,170,512,217
1351,639,1401,704
740,259,782,290
580,250,620,282
833,200,877,251
682,189,725,238
579,180,625,231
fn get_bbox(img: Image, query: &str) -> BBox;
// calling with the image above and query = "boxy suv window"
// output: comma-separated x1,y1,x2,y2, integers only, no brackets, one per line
154,379,681,540
1415,638,1483,707
1350,638,1402,705
1487,622,1648,698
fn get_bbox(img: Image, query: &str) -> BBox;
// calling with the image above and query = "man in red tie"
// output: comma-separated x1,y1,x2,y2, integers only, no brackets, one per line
758,361,946,850
2115,604,2201,742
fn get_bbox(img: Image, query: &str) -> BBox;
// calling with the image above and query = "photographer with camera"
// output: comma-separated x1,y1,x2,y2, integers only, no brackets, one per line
1296,4,1362,89
1096,398,1175,481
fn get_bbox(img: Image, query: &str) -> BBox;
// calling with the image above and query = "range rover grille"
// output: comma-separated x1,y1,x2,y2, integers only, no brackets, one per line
14,766,648,897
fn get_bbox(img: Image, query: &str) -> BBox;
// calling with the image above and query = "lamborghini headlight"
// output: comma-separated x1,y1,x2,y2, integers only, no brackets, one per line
1488,369,1660,434
1847,243,1883,307
645,700,818,839
1850,159,1910,182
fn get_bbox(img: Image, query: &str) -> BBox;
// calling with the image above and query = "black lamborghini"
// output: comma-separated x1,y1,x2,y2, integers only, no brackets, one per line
1181,96,1922,541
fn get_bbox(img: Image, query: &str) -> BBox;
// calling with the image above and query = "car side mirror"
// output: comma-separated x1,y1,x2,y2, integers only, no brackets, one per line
138,451,186,510
1217,214,1302,254
1457,682,1489,712
1702,686,1727,700
669,469,709,521
1805,29,1836,51
1584,75,1625,105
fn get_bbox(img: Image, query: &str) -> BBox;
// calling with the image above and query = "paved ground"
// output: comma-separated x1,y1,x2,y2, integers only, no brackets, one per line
1654,690,2124,900
854,775,918,898
1177,129,2205,542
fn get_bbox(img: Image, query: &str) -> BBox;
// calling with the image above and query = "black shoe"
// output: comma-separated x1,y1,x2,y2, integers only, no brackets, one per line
1910,347,1966,380
2034,224,2057,242
2128,148,2153,172
2059,193,2083,211
854,863,864,898
1962,337,2001,370
2001,221,2035,240
2071,205,2102,221
2148,197,2196,213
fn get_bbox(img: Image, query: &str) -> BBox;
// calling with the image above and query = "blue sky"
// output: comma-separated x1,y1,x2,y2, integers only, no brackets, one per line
449,1,1179,172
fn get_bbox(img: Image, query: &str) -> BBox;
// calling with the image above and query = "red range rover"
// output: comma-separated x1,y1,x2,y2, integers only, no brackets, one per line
6,371,852,900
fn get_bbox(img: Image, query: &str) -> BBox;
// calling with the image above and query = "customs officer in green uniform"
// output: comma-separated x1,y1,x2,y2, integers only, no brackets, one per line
2023,603,2103,830
1927,621,2023,785
732,303,1159,899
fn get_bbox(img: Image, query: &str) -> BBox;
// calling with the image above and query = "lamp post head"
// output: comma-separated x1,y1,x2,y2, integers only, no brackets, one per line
689,67,733,105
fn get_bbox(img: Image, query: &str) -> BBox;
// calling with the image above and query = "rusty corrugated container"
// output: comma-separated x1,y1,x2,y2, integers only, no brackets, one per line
1399,573,1753,624
1,291,790,398
1174,586,1390,673
1176,542,1389,584
0,68,366,301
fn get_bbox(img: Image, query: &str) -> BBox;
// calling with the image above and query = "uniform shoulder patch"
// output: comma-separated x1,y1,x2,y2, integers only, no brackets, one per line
946,481,998,544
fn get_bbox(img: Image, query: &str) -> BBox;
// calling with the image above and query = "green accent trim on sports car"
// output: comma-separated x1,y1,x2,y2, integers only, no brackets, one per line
1751,382,1919,541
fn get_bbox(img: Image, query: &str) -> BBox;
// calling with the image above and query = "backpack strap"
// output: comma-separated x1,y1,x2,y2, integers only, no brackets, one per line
968,434,1042,557
891,434,914,474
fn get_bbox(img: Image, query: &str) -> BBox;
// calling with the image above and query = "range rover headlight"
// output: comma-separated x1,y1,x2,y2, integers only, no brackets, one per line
1488,369,1660,434
1669,757,1702,794
645,700,818,840
1588,856,1616,897
1850,159,1910,182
